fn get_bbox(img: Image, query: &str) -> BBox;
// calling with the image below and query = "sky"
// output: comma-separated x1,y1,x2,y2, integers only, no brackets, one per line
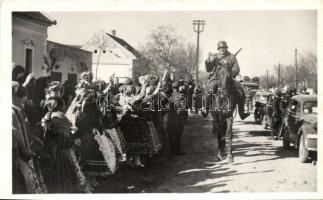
47,10,317,77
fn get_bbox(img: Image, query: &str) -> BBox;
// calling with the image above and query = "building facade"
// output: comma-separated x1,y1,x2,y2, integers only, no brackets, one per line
81,30,140,83
47,41,92,85
12,12,92,86
12,12,56,77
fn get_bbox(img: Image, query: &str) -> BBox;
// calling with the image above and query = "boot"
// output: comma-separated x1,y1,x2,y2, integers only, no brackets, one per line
238,100,250,120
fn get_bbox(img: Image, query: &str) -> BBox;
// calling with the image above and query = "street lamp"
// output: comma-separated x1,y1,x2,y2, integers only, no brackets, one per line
193,20,205,84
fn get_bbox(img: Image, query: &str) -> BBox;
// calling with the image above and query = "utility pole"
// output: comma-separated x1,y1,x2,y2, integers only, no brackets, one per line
295,49,298,93
266,70,269,91
278,64,281,90
193,20,205,83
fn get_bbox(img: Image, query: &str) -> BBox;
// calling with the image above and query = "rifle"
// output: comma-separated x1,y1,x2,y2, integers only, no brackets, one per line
235,48,243,56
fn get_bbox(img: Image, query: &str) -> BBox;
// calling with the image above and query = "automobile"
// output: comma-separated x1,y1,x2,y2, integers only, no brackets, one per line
281,95,317,163
253,91,271,124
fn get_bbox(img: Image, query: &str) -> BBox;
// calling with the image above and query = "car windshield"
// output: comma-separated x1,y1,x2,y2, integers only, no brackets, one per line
303,101,317,114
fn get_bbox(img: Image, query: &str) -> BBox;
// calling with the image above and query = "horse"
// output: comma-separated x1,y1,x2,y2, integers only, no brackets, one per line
205,62,238,163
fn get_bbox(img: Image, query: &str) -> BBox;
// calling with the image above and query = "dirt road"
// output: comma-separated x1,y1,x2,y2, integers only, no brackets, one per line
96,114,317,193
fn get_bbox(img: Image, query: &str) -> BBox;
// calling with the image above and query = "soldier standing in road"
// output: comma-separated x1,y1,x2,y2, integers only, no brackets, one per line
205,41,250,120
166,81,187,156
271,89,282,140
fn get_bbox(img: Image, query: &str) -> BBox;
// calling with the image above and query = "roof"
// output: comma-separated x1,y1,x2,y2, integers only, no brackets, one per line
47,40,92,54
106,33,140,58
12,12,56,26
68,45,83,49
292,95,317,102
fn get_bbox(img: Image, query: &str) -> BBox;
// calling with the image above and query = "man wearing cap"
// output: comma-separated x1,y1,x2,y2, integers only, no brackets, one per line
205,41,249,120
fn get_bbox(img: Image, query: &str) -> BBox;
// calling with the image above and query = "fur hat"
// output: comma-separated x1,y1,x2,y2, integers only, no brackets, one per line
149,78,158,86
124,78,133,86
172,81,180,89
80,71,93,82
124,85,135,95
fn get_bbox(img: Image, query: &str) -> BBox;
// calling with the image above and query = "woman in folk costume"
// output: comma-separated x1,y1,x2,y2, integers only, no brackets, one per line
12,81,47,194
65,72,119,191
118,76,161,167
40,81,88,193
100,77,127,163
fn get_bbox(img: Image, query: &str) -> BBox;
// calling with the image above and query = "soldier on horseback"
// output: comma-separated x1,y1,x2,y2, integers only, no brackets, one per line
205,41,250,120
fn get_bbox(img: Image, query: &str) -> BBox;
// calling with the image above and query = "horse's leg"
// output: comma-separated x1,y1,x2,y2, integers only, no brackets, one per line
212,112,223,160
225,115,234,163
219,115,226,156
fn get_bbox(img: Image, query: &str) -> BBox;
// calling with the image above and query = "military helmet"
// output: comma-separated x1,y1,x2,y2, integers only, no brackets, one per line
217,41,228,50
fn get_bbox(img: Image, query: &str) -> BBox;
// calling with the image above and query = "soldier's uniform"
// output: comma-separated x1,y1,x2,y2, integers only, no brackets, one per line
205,41,249,120
271,89,282,140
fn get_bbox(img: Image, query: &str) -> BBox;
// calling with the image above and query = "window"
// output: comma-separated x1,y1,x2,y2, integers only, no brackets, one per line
303,101,317,114
289,100,298,113
68,73,77,87
25,48,33,74
51,71,62,82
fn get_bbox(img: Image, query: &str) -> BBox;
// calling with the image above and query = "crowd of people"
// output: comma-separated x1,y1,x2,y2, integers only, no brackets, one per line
12,64,200,194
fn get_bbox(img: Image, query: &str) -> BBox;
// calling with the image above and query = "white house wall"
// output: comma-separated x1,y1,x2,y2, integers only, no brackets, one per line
95,63,132,82
81,32,136,82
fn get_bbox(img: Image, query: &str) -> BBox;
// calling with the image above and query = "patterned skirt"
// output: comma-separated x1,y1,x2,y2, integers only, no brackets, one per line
40,148,86,193
120,114,162,156
80,128,118,177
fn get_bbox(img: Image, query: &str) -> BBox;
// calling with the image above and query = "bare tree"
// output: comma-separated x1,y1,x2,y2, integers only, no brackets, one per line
89,30,112,81
139,25,182,75
298,52,317,92
138,25,199,81
260,51,317,92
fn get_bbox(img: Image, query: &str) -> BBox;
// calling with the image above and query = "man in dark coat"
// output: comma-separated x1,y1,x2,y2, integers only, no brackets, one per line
205,41,249,120
271,89,282,140
166,81,187,155
186,79,195,113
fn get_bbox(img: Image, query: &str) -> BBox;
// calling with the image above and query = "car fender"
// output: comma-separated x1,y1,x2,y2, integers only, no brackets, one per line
297,124,314,148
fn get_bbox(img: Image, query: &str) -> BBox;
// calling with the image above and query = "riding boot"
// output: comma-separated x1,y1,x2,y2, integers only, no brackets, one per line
238,100,250,120
234,80,250,120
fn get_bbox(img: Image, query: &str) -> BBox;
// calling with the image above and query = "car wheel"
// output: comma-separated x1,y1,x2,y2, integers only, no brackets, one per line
298,134,309,163
282,127,290,150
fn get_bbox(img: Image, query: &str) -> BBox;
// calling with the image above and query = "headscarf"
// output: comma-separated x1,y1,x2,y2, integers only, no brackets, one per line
12,65,26,85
